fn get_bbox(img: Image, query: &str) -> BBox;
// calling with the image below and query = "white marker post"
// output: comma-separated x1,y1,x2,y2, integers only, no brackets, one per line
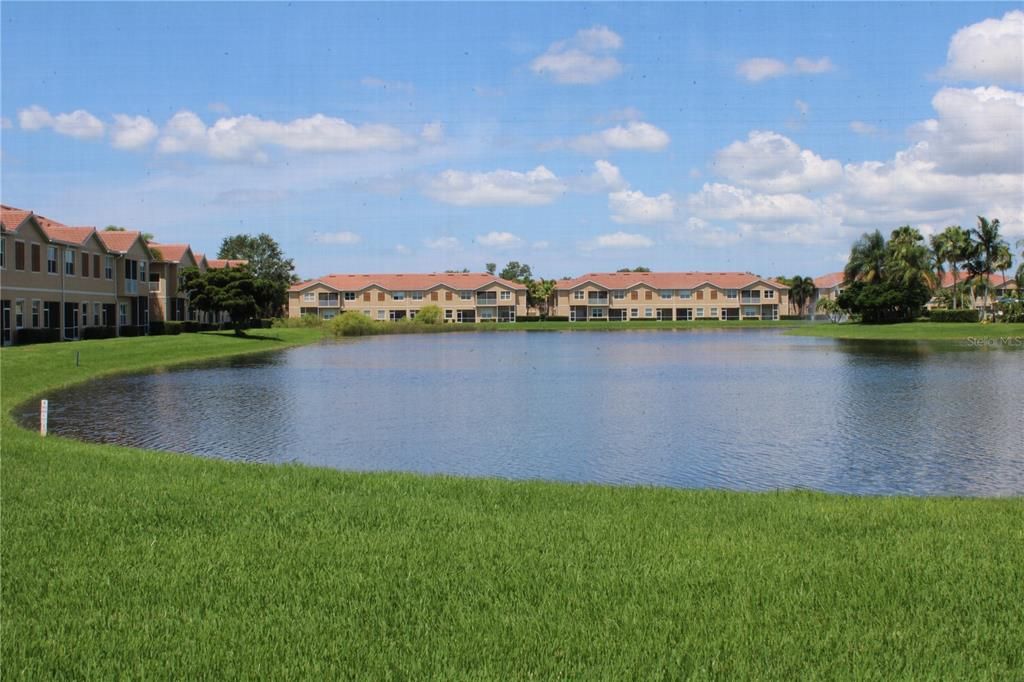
40,399,48,437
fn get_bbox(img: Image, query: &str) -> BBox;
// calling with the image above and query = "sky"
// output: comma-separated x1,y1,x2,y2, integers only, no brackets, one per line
2,3,1022,280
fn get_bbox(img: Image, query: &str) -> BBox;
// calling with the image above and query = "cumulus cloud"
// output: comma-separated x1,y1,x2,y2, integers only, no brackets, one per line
939,10,1023,85
18,105,105,139
587,231,655,249
687,183,824,224
530,26,623,84
424,236,459,249
110,114,159,150
713,130,842,193
425,165,566,206
311,231,362,245
570,121,671,154
609,189,676,224
737,56,835,82
476,231,523,248
156,110,412,161
586,159,628,191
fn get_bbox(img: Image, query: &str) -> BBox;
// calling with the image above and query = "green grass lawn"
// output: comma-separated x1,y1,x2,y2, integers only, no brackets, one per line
3,330,1023,677
786,321,1024,341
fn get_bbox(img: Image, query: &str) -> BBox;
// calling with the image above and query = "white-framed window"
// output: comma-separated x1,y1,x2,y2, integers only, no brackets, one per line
696,308,705,318
764,289,775,299
393,291,406,301
411,291,423,301
362,310,371,317
64,249,75,276
44,304,53,328
630,308,638,318
445,309,453,320
344,292,357,301
613,290,625,299
322,310,337,320
119,303,128,326
500,290,511,300
139,260,146,284
710,307,718,317
644,308,653,318
573,290,585,300
660,290,672,300
31,300,40,327
47,246,58,274
81,303,88,327
104,256,114,279
679,289,691,299
460,290,473,301
15,300,24,328
726,289,737,299
590,307,606,318
93,303,101,326
377,310,386,320
303,292,315,302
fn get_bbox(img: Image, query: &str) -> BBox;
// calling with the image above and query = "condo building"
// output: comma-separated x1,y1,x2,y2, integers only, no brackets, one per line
553,272,789,321
288,273,528,322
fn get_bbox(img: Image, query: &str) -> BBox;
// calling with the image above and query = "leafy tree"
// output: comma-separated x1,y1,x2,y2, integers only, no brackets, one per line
499,261,533,283
844,230,887,284
217,233,296,317
527,278,557,315
788,276,816,318
930,226,972,309
415,304,443,324
815,297,844,323
840,226,935,323
886,226,936,291
445,268,470,273
968,216,1009,321
180,265,261,335
485,262,496,275
616,266,651,272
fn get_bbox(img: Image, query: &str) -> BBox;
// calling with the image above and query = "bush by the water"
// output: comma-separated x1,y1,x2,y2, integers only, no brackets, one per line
329,311,381,336
414,304,443,324
929,309,980,323
273,314,323,328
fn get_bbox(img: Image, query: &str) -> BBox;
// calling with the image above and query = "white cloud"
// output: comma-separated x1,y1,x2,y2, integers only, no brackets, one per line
156,110,412,161
424,236,459,249
737,56,835,82
110,114,158,150
208,102,231,114
940,10,1024,85
570,121,671,154
713,130,842,193
530,26,623,84
18,106,105,139
361,76,415,94
421,121,444,143
687,183,824,224
588,231,655,249
476,231,523,248
850,121,879,135
588,160,628,191
425,165,566,206
311,231,362,245
609,189,676,224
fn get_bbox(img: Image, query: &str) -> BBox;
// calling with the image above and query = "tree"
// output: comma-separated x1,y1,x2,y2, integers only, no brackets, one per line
499,261,533,283
415,304,443,324
930,226,971,309
527,279,557,316
839,226,935,323
815,297,844,323
886,225,936,291
180,265,261,335
788,276,816,318
485,263,496,275
968,216,1009,321
845,230,887,284
217,233,296,317
616,266,651,272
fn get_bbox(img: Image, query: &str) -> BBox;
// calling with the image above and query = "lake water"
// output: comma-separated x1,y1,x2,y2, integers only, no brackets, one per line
21,330,1024,496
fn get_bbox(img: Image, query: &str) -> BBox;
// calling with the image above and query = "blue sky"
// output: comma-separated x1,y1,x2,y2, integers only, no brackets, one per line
2,3,1021,279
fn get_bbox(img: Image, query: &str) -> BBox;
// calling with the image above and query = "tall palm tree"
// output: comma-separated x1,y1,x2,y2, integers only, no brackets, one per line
788,276,816,318
930,225,971,309
845,230,887,284
993,243,1013,301
886,225,936,290
969,216,1009,321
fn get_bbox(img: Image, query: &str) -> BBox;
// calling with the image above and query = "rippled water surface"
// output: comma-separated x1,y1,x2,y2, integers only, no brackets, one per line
22,330,1024,495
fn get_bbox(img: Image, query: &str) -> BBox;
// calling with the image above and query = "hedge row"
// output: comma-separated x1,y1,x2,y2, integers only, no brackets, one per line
928,309,980,323
14,328,61,345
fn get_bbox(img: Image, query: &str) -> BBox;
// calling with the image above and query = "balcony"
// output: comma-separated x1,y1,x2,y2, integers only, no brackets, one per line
741,293,761,305
476,294,497,305
587,294,609,305
318,296,340,307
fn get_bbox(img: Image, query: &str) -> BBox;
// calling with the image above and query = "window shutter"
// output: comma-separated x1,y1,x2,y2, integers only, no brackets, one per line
630,291,638,300
82,252,90,277
93,254,100,278
31,244,41,272
696,290,704,300
15,242,25,270
710,290,718,300
431,291,438,301
377,292,385,301
363,292,370,301
446,291,453,301
645,290,652,300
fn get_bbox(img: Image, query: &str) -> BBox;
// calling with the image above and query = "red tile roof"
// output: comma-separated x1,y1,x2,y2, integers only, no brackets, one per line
939,271,1011,288
97,230,145,253
290,272,528,293
39,223,97,245
206,258,248,269
555,272,787,291
148,242,193,263
0,205,33,232
813,272,846,289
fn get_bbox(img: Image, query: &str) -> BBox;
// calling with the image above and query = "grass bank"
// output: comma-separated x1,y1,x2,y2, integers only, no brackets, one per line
786,321,1024,342
3,331,1023,677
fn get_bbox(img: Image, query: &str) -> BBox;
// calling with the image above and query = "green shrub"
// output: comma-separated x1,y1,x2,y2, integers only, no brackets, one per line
928,309,980,323
81,326,117,341
164,322,183,335
329,311,381,337
273,314,323,328
15,328,61,345
517,316,541,322
414,305,443,325
149,321,167,335
545,316,569,322
118,325,144,337
780,315,804,320
998,300,1023,323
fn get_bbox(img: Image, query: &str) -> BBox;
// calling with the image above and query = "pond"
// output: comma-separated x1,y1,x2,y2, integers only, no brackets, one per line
20,330,1024,496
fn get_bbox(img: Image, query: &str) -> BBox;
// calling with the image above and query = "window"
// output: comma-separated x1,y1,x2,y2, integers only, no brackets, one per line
318,293,339,306
31,244,41,272
679,289,691,299
431,291,439,301
764,289,775,299
393,291,406,301
460,291,472,301
445,291,453,301
644,308,653,318
31,301,40,327
15,300,24,328
726,289,737,299
500,290,511,300
119,303,128,326
322,311,337,320
377,292,386,302
710,307,718,318
411,291,423,301
696,307,705,318
47,246,58,274
445,309,453,320
363,292,371,302
104,256,113,279
377,310,386,320
362,310,371,317
65,249,75,275
93,303,101,326
573,290,585,300
660,290,672,300
139,260,146,284
303,292,315,302
630,308,639,318
44,304,53,328
82,252,90,277
101,305,110,326
408,310,417,320
344,292,356,301
81,303,88,327
389,310,406,321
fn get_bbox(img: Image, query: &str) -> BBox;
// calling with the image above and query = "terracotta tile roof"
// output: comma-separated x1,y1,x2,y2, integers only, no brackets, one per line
939,271,1011,288
38,222,98,246
555,272,788,291
814,272,846,289
147,242,192,263
290,272,528,293
206,258,248,269
96,230,145,253
0,205,33,232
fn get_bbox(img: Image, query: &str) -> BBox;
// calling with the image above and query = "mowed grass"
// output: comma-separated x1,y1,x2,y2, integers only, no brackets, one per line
3,330,1024,678
786,321,1024,341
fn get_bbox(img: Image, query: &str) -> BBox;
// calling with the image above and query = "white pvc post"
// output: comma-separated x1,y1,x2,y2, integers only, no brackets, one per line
40,399,49,437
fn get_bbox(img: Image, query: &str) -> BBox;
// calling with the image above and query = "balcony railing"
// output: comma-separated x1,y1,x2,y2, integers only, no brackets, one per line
318,297,340,307
741,295,761,304
587,295,609,304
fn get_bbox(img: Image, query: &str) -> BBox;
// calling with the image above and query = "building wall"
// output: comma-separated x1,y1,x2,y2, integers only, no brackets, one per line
554,282,788,320
288,281,527,321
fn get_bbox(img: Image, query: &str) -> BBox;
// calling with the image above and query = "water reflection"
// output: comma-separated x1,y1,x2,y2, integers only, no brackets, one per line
19,330,1024,496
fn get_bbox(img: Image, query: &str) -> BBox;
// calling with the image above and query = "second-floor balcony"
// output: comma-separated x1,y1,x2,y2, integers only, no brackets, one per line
318,294,340,307
741,292,761,304
587,293,609,304
476,293,497,305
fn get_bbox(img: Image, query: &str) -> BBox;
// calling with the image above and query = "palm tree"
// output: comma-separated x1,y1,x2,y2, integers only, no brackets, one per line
788,276,816,318
969,216,1009,321
845,230,887,284
886,225,936,290
930,225,971,309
